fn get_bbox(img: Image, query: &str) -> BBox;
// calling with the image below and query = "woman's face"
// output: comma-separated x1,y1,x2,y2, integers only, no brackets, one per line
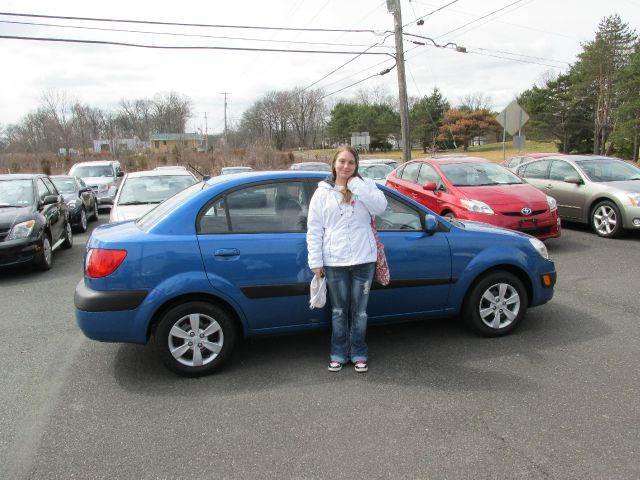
334,151,357,182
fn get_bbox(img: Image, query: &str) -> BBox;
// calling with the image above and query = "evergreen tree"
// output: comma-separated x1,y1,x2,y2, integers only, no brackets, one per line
409,88,450,153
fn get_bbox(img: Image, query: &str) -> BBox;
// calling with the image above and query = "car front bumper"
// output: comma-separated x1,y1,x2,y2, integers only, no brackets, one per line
0,236,40,267
461,209,561,240
621,205,640,229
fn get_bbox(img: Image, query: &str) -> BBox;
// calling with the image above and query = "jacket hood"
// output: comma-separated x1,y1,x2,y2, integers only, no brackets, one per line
0,206,34,231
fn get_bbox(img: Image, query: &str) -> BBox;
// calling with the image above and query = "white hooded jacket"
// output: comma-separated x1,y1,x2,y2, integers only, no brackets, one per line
306,176,387,269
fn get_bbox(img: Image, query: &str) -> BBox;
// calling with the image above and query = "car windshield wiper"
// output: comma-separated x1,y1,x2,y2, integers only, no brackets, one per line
0,203,21,208
118,201,161,205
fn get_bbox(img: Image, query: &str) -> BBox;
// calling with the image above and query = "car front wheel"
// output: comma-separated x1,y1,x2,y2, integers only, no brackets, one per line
35,234,53,271
76,208,88,233
61,221,73,249
462,271,528,337
154,301,237,377
591,200,624,238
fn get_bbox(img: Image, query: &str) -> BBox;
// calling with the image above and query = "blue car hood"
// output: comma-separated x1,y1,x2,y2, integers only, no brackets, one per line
456,219,531,239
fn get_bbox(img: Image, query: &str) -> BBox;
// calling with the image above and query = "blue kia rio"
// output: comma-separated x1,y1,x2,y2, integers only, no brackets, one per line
75,171,556,377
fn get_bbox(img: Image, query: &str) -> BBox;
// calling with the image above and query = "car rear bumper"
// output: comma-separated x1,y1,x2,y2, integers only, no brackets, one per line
0,237,39,267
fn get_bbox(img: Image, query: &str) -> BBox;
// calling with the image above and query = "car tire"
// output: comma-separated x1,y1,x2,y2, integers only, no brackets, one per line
34,234,53,271
75,208,88,233
154,301,238,377
591,200,624,238
462,271,528,337
91,201,99,221
61,221,73,249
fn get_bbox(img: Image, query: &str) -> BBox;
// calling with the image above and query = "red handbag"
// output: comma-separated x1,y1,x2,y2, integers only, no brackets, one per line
370,217,390,286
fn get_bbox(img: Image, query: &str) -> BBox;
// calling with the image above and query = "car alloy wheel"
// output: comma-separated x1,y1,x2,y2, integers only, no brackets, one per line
592,201,623,238
79,208,88,232
92,201,99,220
478,283,520,329
462,271,527,337
36,235,53,271
168,313,224,368
155,301,237,377
61,221,73,249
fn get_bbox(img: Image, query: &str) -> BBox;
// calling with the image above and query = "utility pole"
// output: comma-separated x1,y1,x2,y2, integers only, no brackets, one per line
389,0,411,162
220,92,230,144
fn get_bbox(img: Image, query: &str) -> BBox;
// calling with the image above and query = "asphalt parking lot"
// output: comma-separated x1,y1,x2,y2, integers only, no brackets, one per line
1,219,639,479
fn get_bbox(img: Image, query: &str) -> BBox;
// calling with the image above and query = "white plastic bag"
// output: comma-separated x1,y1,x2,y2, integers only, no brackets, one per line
309,275,327,309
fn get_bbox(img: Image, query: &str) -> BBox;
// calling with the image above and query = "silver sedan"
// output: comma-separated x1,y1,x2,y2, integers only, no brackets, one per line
516,155,640,237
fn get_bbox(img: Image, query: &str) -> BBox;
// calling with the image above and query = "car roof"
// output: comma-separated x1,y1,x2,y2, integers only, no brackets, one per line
413,156,488,165
290,162,327,166
71,160,116,167
205,170,327,187
51,175,77,180
359,158,396,164
0,174,41,180
124,169,195,178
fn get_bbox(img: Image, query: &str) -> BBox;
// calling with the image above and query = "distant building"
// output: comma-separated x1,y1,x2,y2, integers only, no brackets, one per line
472,132,498,146
150,133,202,153
93,137,148,154
350,132,371,151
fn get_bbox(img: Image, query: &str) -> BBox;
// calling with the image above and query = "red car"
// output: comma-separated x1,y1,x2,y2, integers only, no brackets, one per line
386,156,561,240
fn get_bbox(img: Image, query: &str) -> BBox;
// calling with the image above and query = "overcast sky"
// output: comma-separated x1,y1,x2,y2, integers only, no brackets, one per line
1,0,639,135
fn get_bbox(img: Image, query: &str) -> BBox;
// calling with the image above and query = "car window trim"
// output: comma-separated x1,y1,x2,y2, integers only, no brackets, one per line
196,178,310,235
549,159,580,182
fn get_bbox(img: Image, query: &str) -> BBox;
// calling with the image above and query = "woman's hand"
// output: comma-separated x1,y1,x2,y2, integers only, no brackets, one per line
312,267,324,278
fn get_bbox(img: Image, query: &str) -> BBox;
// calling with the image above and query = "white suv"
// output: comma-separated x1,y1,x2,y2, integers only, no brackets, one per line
69,160,123,210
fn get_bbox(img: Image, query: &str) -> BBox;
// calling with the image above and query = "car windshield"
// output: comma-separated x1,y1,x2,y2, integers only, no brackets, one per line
361,164,394,180
118,175,197,205
51,177,76,194
440,162,523,186
70,165,114,178
576,159,640,182
136,182,205,230
291,163,331,171
0,179,34,207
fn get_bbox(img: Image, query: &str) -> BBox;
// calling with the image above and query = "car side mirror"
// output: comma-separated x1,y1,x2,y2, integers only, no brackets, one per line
117,171,124,177
203,175,211,181
422,181,437,191
564,176,582,185
424,214,438,234
41,194,58,206
79,187,91,194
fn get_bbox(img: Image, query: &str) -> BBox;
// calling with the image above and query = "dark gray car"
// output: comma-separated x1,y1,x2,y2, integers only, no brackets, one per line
516,155,640,237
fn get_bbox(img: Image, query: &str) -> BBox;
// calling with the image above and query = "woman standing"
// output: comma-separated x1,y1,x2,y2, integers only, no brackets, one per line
306,146,387,373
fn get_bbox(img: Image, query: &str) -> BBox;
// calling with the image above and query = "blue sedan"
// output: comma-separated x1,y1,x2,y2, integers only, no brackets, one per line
74,171,556,377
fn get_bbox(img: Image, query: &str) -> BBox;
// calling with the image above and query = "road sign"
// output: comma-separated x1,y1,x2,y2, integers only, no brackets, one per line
496,100,530,136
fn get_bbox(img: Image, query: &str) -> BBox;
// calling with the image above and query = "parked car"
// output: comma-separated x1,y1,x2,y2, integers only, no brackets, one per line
516,155,640,237
386,157,560,240
75,171,556,377
51,175,99,232
289,162,331,172
154,165,188,171
360,158,399,170
503,153,560,172
110,169,198,222
359,163,395,185
220,166,254,175
0,174,73,270
68,160,123,211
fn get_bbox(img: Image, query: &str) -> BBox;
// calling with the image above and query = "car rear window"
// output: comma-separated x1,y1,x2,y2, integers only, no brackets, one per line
136,182,206,231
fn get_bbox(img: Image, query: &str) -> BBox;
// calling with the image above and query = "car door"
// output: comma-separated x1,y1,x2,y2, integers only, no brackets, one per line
415,163,447,212
36,178,63,242
390,162,421,198
369,190,453,317
518,160,551,192
197,180,317,332
547,160,587,219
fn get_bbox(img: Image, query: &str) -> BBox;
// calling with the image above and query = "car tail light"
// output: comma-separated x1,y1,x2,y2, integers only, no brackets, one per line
85,248,127,278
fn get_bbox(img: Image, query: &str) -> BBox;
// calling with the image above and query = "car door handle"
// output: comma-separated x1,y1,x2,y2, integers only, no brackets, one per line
214,248,240,257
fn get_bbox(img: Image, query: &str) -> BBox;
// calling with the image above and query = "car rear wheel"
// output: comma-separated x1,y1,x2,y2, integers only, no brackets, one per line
61,221,73,249
76,208,88,233
91,201,99,220
462,271,528,337
154,301,237,377
591,200,624,238
34,234,53,271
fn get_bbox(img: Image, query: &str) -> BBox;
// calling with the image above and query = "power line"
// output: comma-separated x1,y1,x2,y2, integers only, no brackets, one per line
403,0,459,27
0,19,394,49
0,11,381,34
444,0,536,40
435,0,526,38
0,34,396,56
321,63,396,99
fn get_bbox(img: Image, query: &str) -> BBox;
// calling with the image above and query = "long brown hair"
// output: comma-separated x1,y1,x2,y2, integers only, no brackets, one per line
331,146,360,204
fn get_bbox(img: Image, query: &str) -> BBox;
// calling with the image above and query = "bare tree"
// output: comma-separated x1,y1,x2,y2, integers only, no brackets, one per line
152,92,192,133
289,87,326,148
119,98,154,140
41,90,75,156
458,92,494,112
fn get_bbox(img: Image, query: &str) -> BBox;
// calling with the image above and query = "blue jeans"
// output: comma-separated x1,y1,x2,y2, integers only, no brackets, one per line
324,262,375,364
